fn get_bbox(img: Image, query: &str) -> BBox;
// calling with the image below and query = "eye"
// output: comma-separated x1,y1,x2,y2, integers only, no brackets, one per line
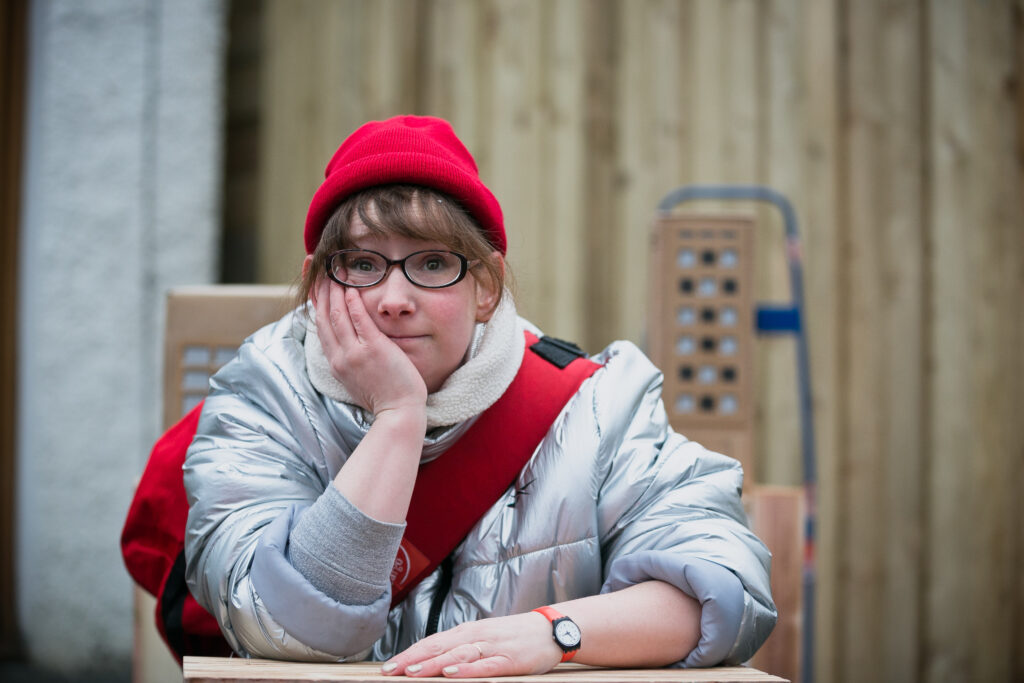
411,251,455,272
422,256,445,271
341,252,381,272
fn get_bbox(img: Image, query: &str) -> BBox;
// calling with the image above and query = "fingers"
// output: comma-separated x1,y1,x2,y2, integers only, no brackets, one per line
433,643,509,679
438,657,509,678
313,279,345,351
380,634,445,674
342,284,382,344
320,279,385,347
314,280,368,379
380,631,459,676
381,614,559,678
326,279,356,343
383,641,504,678
317,279,377,350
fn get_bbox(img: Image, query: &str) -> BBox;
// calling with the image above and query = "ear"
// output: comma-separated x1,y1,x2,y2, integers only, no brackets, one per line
302,255,317,304
474,253,504,323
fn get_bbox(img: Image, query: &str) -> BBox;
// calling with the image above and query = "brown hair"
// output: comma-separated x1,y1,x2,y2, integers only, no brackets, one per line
296,185,507,313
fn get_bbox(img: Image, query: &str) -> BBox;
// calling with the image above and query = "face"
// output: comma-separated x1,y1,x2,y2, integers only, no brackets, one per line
314,216,500,394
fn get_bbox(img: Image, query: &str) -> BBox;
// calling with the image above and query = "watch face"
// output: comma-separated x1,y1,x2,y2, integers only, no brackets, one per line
554,619,582,648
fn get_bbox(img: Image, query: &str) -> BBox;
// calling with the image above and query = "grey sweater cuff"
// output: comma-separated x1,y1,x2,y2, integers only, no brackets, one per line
602,552,746,667
288,485,406,606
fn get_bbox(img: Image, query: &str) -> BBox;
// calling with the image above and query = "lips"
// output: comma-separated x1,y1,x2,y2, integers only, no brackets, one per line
387,335,429,344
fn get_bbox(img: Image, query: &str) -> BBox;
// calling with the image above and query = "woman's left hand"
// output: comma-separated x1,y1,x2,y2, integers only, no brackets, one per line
381,612,561,678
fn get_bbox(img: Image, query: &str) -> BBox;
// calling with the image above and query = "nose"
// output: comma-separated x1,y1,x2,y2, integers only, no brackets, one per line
371,265,416,318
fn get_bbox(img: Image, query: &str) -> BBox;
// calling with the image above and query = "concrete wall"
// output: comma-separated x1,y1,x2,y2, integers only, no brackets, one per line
17,0,226,671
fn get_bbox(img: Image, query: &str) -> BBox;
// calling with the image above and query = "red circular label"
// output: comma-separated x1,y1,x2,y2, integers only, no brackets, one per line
391,545,411,587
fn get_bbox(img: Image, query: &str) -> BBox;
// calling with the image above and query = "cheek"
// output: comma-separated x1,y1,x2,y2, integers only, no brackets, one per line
434,296,480,350
355,287,378,311
441,302,478,342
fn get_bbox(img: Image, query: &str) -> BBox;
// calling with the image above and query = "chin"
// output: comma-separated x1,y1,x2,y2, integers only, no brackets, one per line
421,367,459,394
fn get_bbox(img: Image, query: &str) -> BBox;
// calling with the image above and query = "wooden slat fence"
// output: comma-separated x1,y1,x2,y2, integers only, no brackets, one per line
230,2,1024,681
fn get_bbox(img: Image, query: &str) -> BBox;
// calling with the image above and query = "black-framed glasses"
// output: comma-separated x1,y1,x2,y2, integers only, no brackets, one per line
326,249,472,289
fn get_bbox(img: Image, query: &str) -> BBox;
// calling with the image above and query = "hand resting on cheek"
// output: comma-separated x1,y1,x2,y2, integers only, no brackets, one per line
313,278,428,417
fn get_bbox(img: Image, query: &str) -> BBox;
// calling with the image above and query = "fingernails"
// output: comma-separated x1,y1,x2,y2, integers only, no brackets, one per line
443,666,459,675
381,663,397,673
407,664,422,673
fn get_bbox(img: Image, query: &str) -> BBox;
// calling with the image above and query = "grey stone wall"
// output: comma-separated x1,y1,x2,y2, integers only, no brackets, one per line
17,0,226,670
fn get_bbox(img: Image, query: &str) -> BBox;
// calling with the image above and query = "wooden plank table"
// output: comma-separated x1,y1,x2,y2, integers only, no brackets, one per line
183,657,788,683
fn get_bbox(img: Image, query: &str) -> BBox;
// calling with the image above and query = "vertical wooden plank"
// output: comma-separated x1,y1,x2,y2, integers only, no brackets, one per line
613,0,674,346
318,0,372,142
471,0,498,179
319,0,418,132
956,2,1020,680
581,0,619,350
318,0,420,171
259,0,343,283
625,0,673,360
837,1,886,677
363,0,420,120
221,0,265,284
690,0,724,184
1015,8,1024,673
483,0,544,326
757,0,802,489
798,1,841,681
925,6,970,679
720,0,759,184
925,1,1024,681
924,2,975,680
419,0,483,141
536,0,587,343
836,2,928,681
923,6,972,676
878,2,926,680
618,0,690,352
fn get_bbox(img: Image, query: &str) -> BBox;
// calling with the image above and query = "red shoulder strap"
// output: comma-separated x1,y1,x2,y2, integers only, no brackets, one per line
389,331,601,606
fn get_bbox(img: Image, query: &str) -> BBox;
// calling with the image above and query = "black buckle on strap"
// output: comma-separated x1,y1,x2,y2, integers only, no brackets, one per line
529,336,587,369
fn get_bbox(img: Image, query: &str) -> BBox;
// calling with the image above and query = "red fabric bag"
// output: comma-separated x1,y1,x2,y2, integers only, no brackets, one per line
121,402,232,661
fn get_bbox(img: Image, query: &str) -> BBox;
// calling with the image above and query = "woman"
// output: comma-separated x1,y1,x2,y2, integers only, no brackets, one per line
184,115,775,677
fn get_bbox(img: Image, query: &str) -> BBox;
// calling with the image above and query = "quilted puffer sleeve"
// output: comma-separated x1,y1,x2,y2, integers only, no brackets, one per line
589,341,776,666
183,326,391,661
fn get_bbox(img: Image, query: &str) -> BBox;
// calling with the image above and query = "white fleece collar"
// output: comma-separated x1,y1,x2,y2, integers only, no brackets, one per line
304,292,524,428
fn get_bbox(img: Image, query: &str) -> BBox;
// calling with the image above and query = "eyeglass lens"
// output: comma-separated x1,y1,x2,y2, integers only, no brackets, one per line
330,250,466,288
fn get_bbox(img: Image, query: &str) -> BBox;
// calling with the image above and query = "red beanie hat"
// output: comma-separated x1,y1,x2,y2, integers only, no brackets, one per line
304,115,505,255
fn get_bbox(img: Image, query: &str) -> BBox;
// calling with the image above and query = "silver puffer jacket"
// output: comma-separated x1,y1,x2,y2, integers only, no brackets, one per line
184,311,775,666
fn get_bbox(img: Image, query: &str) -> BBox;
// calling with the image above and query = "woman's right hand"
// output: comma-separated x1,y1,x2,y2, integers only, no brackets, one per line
314,278,428,417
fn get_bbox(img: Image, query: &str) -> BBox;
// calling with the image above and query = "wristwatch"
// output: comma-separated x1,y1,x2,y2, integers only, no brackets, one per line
532,606,582,662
